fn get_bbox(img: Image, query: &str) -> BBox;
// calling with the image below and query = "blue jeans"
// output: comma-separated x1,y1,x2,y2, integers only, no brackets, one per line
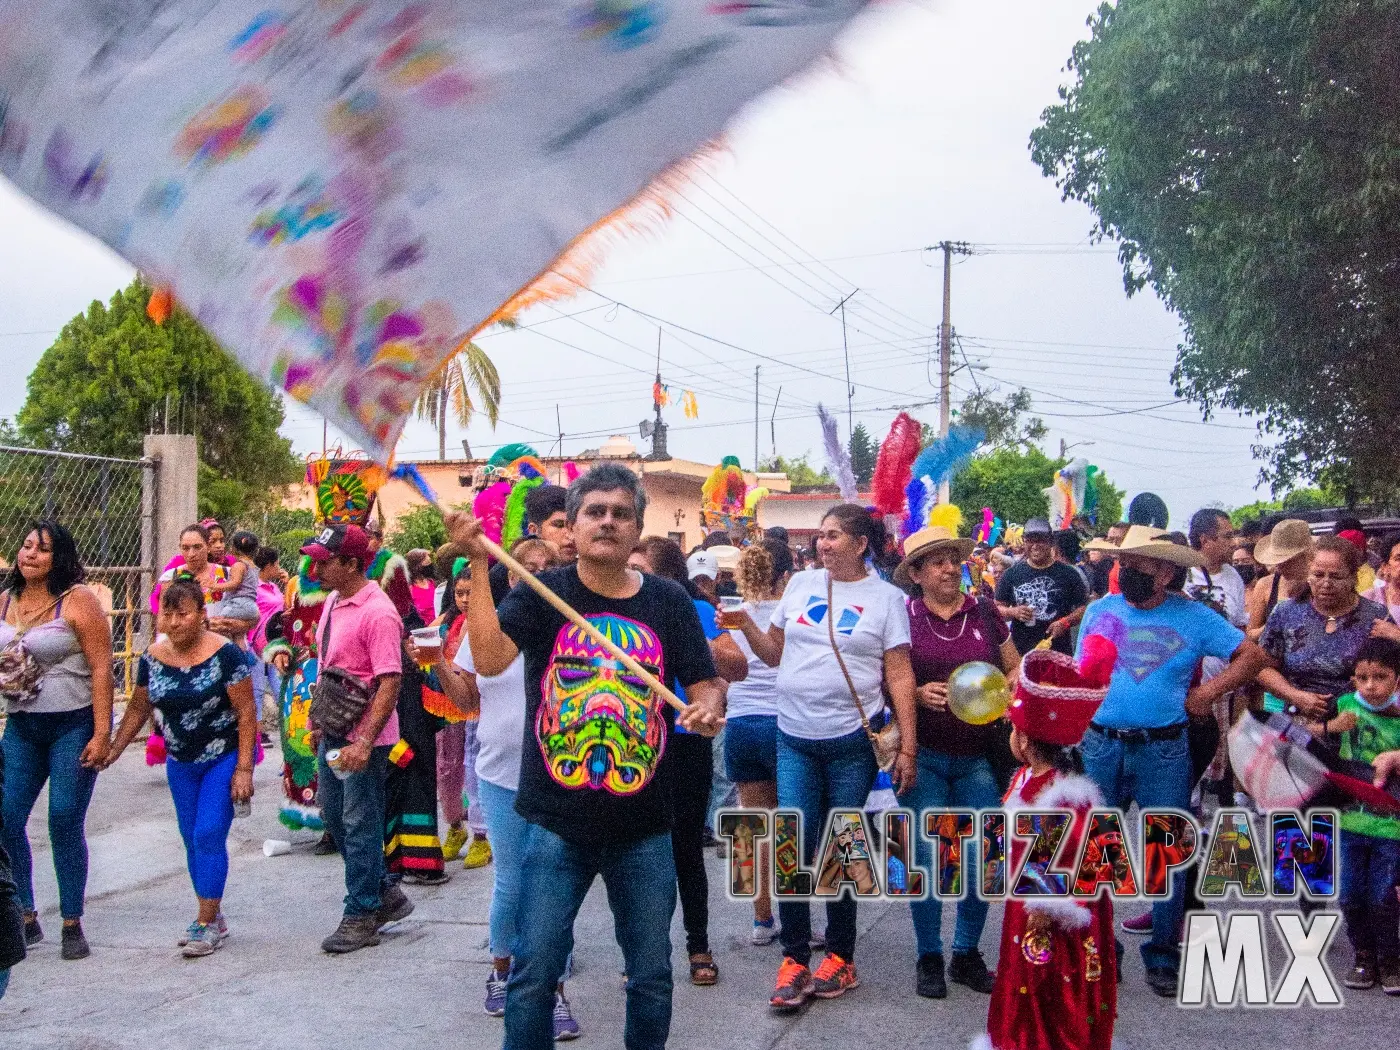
317,739,391,917
478,779,527,960
898,748,999,957
1,709,98,919
1080,726,1191,971
775,726,877,966
1339,829,1400,962
724,714,778,784
251,660,282,721
706,725,736,829
166,752,237,900
505,826,676,1050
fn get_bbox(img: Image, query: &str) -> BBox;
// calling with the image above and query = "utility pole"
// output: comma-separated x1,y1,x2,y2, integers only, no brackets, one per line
830,289,859,440
937,242,972,503
770,386,782,461
753,366,760,474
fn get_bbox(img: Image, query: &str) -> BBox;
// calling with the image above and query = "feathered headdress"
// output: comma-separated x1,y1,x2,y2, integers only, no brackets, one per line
817,404,856,501
306,457,387,527
871,412,922,516
1046,457,1089,530
901,426,983,537
702,456,748,517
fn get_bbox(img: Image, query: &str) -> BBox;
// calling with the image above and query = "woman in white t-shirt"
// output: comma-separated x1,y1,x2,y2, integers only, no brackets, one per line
722,539,793,946
727,504,916,1010
410,538,579,1035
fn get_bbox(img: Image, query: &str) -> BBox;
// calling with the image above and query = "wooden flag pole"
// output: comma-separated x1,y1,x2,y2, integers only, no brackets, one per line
467,526,689,715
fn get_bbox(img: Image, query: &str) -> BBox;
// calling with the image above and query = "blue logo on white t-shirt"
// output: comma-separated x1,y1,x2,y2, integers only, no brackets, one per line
797,597,865,636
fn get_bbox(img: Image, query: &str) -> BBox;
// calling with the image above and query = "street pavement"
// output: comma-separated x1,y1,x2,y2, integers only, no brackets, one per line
1,750,1391,1049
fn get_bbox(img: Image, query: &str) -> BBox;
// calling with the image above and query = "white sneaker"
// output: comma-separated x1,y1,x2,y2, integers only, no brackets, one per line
752,918,779,945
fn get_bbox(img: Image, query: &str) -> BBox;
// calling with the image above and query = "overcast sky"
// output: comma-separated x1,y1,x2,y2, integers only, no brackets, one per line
0,0,1270,527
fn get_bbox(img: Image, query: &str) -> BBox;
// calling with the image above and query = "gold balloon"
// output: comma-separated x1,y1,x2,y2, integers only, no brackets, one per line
947,661,1011,726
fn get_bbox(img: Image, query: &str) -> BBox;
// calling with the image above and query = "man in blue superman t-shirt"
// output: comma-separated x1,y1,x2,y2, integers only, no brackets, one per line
1077,527,1269,998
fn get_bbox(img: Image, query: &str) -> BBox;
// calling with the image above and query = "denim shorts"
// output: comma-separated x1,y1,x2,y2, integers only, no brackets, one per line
724,714,778,784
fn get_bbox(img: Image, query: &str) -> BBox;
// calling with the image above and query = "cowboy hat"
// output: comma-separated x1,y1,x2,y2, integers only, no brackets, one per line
894,526,976,589
1082,524,1206,568
1253,518,1315,569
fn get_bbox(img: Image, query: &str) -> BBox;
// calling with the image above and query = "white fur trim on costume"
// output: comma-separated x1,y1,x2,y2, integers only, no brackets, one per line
1031,773,1103,811
1025,893,1094,930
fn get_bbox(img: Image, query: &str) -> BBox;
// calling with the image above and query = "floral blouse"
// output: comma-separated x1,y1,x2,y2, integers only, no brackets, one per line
136,641,249,763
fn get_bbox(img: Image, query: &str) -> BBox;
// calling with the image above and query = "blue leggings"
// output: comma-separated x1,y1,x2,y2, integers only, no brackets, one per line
166,752,237,900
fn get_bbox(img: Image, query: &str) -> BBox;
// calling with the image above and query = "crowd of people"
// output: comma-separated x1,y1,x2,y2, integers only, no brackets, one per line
3,472,1400,1048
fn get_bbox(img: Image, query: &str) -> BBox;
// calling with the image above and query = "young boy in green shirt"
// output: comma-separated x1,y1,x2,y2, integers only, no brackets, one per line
1327,636,1400,993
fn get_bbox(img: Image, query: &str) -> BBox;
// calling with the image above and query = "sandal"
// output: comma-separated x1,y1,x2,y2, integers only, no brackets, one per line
689,952,719,986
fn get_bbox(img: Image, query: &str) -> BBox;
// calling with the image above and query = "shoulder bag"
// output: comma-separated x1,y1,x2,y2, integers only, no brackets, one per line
308,596,375,739
826,573,901,771
0,590,69,707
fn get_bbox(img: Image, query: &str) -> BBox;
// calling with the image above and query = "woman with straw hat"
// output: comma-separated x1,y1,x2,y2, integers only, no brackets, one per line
892,526,1019,1000
1245,519,1315,639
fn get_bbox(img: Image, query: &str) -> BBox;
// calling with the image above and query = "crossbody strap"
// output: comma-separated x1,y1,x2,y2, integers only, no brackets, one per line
827,573,874,737
318,594,338,658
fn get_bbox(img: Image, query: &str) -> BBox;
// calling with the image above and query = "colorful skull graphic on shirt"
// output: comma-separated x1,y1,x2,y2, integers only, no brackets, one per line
536,614,666,795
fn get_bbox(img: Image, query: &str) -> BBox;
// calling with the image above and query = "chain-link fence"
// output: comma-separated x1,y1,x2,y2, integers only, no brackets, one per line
0,445,157,704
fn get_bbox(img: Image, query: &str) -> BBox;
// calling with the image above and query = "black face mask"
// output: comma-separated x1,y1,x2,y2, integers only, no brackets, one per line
1235,564,1257,586
1119,565,1158,604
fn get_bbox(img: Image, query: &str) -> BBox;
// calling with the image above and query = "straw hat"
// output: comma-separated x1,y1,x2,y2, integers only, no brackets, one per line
1253,519,1315,569
1082,524,1206,568
894,526,976,589
707,544,742,571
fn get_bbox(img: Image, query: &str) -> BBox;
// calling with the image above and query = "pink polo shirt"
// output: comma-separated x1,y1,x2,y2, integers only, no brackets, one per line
316,580,404,747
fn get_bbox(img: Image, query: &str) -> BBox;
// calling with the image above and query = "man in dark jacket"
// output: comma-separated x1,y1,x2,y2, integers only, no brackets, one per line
0,749,28,997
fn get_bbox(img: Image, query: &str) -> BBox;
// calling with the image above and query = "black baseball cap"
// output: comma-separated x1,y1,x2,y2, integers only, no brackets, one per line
1023,518,1053,539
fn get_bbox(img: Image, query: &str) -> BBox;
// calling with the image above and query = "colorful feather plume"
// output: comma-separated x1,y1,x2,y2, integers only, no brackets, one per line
390,462,439,505
817,404,857,501
871,412,922,516
503,475,545,550
744,486,769,515
702,455,748,515
901,426,983,536
928,503,963,535
975,507,995,544
473,480,509,545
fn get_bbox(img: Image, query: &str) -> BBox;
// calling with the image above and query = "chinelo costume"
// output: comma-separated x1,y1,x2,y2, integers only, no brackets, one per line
975,637,1119,1050
264,457,387,832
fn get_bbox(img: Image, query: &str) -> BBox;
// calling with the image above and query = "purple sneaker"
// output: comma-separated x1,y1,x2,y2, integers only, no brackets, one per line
483,967,508,1017
553,990,580,1040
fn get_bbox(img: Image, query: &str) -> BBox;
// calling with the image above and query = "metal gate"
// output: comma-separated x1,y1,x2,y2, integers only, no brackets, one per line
0,445,157,702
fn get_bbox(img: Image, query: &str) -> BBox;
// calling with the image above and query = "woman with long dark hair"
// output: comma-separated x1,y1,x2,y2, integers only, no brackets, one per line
628,535,748,988
0,520,114,960
728,504,917,1010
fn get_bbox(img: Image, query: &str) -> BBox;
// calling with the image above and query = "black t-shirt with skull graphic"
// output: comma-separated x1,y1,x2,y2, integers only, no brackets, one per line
497,566,716,847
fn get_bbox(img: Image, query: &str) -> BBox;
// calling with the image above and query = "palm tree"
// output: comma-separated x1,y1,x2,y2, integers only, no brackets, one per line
414,340,501,460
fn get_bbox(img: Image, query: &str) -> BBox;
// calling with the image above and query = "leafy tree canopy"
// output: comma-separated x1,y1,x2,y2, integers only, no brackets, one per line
1031,0,1400,503
847,423,877,486
955,387,1048,452
18,279,300,519
760,453,833,488
953,446,1123,531
387,504,448,556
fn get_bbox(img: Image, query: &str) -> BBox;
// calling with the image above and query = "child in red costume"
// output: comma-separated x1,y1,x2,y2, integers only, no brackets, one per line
976,636,1119,1050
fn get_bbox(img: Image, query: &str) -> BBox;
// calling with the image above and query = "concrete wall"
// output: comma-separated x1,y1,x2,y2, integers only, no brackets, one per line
143,434,198,570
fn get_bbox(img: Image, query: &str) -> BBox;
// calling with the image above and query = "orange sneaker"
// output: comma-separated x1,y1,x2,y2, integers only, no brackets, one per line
770,957,814,1012
811,953,859,999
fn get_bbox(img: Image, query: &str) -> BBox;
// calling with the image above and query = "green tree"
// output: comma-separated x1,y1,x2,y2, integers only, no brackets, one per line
1031,0,1400,503
759,453,833,488
953,446,1124,530
387,504,448,555
955,388,1048,451
847,424,877,486
18,279,300,517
